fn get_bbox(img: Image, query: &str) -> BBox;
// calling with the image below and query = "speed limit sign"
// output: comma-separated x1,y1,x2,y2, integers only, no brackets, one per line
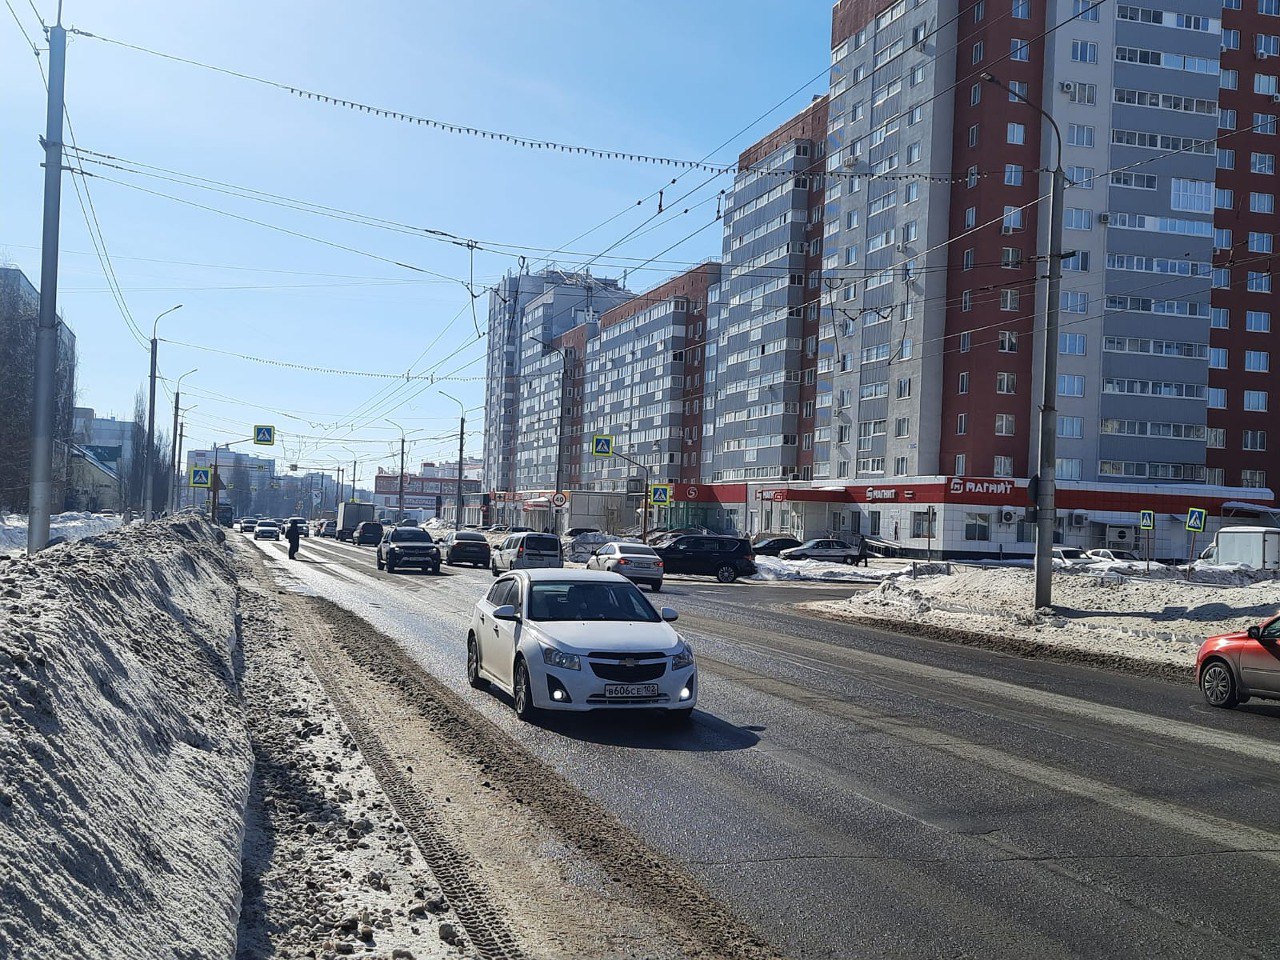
551,492,568,508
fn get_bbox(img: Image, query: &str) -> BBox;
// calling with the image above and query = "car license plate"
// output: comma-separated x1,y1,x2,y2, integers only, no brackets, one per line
604,683,659,698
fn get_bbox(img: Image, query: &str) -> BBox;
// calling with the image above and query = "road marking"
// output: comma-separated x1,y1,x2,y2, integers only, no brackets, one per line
682,612,1280,768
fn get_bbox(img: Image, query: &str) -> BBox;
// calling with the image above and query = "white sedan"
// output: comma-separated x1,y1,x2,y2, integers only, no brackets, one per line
467,569,696,722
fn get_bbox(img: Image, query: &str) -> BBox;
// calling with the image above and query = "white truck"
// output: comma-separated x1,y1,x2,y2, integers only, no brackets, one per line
1199,526,1280,570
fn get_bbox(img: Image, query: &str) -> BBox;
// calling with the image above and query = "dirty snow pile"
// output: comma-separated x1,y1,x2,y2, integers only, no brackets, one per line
750,556,948,583
0,517,252,958
0,511,122,552
814,565,1280,668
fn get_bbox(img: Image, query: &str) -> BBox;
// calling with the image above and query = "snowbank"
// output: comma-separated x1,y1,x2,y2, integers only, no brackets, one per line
0,517,252,958
0,511,122,552
814,565,1280,668
749,555,948,583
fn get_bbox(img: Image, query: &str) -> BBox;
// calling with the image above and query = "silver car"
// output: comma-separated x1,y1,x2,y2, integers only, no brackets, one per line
492,532,563,576
585,541,664,592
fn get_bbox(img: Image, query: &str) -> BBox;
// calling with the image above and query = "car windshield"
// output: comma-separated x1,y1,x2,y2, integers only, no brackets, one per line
617,544,657,556
526,580,661,623
522,535,560,552
391,528,432,542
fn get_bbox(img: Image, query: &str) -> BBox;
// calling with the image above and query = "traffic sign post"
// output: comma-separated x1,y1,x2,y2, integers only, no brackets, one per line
190,467,211,488
591,435,613,457
1140,510,1155,574
253,424,276,445
550,492,568,509
1185,507,1207,582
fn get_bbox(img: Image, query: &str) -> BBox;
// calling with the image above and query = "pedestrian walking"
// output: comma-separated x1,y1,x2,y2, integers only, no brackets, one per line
286,519,301,560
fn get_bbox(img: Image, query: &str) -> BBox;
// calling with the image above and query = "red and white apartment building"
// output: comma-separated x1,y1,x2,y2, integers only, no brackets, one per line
484,0,1280,557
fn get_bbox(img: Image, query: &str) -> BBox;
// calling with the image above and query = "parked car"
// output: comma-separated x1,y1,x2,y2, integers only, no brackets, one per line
585,541,664,592
751,536,802,557
566,527,600,538
1052,547,1094,569
442,530,492,567
650,535,756,583
467,569,695,722
240,518,258,535
780,538,861,563
509,526,535,533
1198,615,1280,708
1086,549,1140,563
287,517,309,538
376,526,441,574
253,521,280,541
489,524,509,533
492,532,564,576
317,520,336,538
354,521,385,546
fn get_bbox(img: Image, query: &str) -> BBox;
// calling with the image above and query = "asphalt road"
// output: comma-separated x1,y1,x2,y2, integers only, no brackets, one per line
250,533,1280,959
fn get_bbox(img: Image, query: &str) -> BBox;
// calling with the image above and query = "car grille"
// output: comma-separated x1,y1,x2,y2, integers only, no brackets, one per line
589,661,666,682
586,694,670,705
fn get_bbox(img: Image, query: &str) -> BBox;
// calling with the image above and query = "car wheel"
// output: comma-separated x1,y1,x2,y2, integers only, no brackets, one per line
432,563,441,575
446,558,455,566
715,564,738,583
843,555,855,565
650,581,662,593
513,658,538,721
491,563,500,578
376,553,384,570
386,559,397,574
466,635,488,690
1200,659,1239,709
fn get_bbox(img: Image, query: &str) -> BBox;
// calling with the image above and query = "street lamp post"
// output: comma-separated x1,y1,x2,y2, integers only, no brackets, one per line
169,369,197,514
388,419,407,523
983,72,1066,611
144,303,183,520
440,392,466,530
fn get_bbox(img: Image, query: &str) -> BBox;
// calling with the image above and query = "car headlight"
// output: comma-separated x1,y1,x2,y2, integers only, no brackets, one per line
671,639,695,671
540,645,581,671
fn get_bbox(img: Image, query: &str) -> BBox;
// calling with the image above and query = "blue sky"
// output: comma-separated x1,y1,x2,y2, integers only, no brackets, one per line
1,1,831,475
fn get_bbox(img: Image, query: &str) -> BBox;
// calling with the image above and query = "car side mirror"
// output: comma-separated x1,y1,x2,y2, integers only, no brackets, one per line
493,604,519,622
660,607,678,622
1248,625,1262,640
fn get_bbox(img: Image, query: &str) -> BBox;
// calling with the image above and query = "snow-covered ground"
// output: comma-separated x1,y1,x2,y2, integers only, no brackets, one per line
812,565,1280,668
0,517,252,958
0,511,122,552
749,555,947,583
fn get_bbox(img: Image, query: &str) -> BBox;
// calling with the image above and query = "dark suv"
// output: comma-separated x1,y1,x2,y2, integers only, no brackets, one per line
354,521,385,546
377,527,441,574
651,535,756,582
442,530,491,567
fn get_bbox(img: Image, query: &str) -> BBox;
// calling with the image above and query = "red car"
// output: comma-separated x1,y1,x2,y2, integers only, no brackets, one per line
1197,616,1280,708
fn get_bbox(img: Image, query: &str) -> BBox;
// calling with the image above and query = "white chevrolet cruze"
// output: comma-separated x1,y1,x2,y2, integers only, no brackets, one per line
467,569,697,722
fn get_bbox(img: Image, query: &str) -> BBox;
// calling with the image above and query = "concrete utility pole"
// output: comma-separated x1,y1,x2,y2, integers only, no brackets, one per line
27,19,67,554
984,73,1066,610
144,304,183,520
175,421,185,511
441,392,465,530
169,368,196,514
388,419,407,523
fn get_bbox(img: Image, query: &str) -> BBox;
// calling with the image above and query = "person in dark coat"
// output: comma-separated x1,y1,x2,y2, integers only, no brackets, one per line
286,519,301,560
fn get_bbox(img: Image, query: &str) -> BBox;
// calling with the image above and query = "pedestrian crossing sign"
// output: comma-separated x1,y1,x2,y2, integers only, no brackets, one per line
1186,507,1207,532
1139,510,1155,530
190,467,211,488
649,484,672,505
592,435,613,457
253,424,276,445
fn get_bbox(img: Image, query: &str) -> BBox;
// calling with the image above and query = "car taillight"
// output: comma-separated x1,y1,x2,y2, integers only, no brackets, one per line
617,558,630,565
518,545,525,556
655,560,664,568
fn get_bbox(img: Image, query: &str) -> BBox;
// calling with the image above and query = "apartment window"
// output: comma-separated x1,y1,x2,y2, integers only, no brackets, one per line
1058,374,1085,396
954,454,967,476
999,331,1019,353
1261,76,1280,97
908,104,924,125
1059,416,1084,439
993,456,1015,479
1067,124,1095,147
1057,458,1083,480
1002,206,1024,231
905,182,919,203
958,371,970,394
957,413,968,435
959,332,971,352
1060,333,1086,354
911,510,937,538
996,372,1017,394
1004,163,1024,186
966,511,993,540
1063,250,1090,271
903,220,918,243
969,124,980,148
1073,0,1100,19
962,289,973,311
1245,430,1268,451
1219,149,1236,170
907,143,921,164
1256,114,1278,135
895,417,911,438
911,64,926,86
973,40,985,64
1013,0,1030,17
893,456,909,477
1064,207,1093,230
1217,188,1235,210
1254,153,1276,174
962,248,975,270
897,377,912,399
1245,390,1269,411
1223,28,1241,49
1247,350,1271,372
1171,178,1214,213
1068,82,1097,104
1249,271,1273,292
1210,347,1228,369
1243,470,1268,488
1207,427,1226,449
1007,122,1026,145
1071,40,1098,63
995,413,1016,435
1253,193,1277,214
1000,290,1020,312
837,461,850,479
973,0,985,20
1249,232,1274,255
1061,291,1088,313
1247,310,1271,332
1221,69,1238,90
1221,109,1237,130
970,82,982,106
1206,468,1226,485
1209,388,1228,409
1067,166,1094,189
1011,38,1030,61
1212,307,1230,329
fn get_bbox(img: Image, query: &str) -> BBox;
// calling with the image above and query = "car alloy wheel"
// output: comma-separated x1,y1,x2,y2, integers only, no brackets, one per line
513,659,537,721
491,563,500,577
1200,660,1239,709
376,553,384,570
386,559,397,574
843,555,855,565
716,564,737,583
466,637,487,690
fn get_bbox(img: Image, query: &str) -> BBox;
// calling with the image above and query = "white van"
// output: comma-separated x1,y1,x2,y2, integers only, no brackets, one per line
1201,526,1280,570
492,532,564,576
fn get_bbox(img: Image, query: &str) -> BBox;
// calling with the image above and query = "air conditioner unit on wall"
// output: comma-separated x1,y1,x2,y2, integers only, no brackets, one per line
1070,512,1088,527
1060,81,1074,93
1107,525,1135,543
1000,508,1018,524
1098,213,1111,225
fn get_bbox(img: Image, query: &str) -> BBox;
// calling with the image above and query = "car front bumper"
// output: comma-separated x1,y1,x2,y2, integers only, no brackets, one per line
528,657,696,712
386,551,439,566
